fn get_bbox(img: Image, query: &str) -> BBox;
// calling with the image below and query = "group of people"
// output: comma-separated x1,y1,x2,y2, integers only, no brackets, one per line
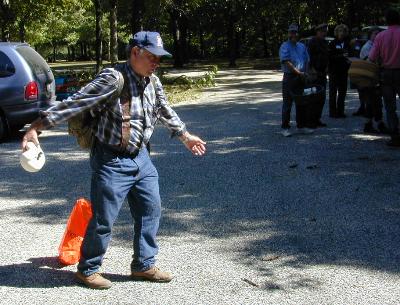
279,9,400,147
16,9,400,291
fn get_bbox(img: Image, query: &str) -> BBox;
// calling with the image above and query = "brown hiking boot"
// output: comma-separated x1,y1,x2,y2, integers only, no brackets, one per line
75,271,112,289
131,267,174,283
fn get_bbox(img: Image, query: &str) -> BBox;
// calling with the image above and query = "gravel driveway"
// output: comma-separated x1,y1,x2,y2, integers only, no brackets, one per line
1,69,400,305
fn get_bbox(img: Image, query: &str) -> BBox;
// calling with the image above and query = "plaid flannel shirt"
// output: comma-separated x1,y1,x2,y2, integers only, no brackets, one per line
41,62,186,153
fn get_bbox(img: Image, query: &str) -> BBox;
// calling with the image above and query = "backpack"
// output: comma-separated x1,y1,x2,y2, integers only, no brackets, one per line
67,65,128,150
68,65,158,151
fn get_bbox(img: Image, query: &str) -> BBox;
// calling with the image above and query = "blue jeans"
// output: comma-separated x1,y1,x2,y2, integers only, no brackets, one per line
381,69,400,135
328,72,348,116
78,142,161,276
281,73,309,129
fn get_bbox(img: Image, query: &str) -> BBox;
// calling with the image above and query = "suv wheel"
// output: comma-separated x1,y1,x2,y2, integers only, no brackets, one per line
0,114,8,141
10,124,25,132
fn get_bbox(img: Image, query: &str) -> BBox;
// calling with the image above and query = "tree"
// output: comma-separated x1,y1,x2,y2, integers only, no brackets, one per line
1,0,395,63
0,0,13,41
93,0,103,73
109,0,118,64
131,0,145,34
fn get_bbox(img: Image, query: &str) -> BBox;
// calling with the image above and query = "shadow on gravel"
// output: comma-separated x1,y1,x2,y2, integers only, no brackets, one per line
1,69,400,291
0,257,75,288
0,256,131,288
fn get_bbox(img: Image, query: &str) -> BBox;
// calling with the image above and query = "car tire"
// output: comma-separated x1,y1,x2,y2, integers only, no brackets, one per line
0,114,8,142
11,124,26,132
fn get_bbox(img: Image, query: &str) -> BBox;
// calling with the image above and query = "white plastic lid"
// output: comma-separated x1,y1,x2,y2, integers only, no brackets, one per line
20,142,46,173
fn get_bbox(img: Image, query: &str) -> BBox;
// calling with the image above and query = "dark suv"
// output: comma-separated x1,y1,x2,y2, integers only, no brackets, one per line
0,42,56,140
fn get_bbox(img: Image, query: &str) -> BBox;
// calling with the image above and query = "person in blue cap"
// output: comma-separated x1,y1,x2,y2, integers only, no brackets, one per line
279,24,313,137
22,31,207,289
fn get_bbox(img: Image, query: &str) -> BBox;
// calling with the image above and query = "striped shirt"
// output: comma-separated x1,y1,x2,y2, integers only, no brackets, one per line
41,62,186,153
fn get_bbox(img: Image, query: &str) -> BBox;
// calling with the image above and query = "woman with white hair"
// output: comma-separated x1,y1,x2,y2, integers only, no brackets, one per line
328,24,351,118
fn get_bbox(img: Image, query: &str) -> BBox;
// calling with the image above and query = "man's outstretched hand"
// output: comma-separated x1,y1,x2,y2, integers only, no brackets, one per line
22,128,40,152
21,119,43,152
180,132,207,156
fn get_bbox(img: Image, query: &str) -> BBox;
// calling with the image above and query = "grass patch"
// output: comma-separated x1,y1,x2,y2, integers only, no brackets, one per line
160,65,218,104
164,85,202,105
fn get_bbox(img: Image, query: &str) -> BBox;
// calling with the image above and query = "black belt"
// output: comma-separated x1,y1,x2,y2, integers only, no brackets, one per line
95,139,141,158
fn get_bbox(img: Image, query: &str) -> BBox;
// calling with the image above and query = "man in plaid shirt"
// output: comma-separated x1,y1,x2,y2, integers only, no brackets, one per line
22,31,207,289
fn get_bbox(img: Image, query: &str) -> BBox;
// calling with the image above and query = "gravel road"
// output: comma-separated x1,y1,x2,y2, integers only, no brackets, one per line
1,69,400,305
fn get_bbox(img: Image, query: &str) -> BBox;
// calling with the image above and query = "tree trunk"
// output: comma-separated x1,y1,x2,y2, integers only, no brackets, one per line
80,42,84,59
71,46,75,61
170,9,183,68
53,43,56,63
147,0,161,30
18,20,25,42
214,34,219,57
199,28,205,59
104,40,110,61
180,16,189,64
1,24,9,41
2,27,9,41
109,0,118,64
131,0,145,34
93,0,103,73
348,0,355,31
0,0,13,41
235,30,240,59
262,25,269,58
227,7,237,67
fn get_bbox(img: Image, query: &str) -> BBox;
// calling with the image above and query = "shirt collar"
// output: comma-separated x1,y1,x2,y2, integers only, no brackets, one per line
126,61,150,87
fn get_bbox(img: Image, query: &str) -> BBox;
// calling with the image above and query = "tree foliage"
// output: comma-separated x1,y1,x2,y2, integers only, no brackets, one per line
0,0,397,66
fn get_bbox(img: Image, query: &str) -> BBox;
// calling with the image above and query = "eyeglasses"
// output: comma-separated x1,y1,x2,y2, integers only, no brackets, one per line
141,49,161,64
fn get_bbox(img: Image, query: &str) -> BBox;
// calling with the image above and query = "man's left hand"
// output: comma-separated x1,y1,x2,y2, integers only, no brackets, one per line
180,132,207,156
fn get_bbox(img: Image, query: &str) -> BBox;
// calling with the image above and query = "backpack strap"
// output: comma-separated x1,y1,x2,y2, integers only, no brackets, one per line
114,64,131,150
113,64,157,152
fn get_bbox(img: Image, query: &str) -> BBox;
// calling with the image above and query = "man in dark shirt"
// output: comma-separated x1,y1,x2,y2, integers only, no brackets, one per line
308,24,329,127
328,24,351,118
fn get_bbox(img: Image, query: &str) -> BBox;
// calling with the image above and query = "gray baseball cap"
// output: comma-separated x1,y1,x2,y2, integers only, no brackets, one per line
288,24,299,32
315,23,328,32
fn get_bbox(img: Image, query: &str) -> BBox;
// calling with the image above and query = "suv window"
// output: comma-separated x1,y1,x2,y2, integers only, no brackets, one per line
16,46,49,77
0,50,16,77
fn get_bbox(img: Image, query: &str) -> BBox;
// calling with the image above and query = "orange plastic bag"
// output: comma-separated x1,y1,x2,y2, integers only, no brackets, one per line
58,198,93,265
